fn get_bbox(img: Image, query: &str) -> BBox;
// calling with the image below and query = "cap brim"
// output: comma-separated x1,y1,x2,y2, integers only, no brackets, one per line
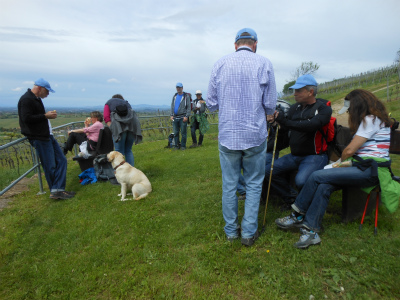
289,83,306,90
338,107,348,115
48,88,55,93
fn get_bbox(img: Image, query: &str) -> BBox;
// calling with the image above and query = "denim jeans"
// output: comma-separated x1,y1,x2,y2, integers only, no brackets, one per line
266,153,328,203
293,166,379,232
219,139,267,239
173,118,188,148
114,131,135,166
237,151,279,195
31,135,68,192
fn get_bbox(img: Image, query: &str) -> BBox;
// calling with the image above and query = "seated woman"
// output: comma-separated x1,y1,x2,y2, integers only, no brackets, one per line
275,89,399,249
63,111,104,155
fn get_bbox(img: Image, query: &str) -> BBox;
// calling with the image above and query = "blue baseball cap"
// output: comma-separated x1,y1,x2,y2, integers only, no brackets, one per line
289,74,318,90
176,82,183,88
235,28,258,43
34,78,55,93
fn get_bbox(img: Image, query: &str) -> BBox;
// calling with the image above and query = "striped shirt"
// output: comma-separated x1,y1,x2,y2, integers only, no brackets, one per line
207,46,277,150
355,115,390,160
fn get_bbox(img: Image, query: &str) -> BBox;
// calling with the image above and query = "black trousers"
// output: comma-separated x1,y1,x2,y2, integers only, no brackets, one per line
191,120,204,145
65,132,87,152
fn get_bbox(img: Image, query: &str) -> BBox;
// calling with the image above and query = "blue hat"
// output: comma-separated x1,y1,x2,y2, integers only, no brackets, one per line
289,74,318,89
34,78,55,93
235,28,258,43
176,82,183,88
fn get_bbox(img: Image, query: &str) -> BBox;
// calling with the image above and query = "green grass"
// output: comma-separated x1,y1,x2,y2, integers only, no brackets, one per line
1,132,400,299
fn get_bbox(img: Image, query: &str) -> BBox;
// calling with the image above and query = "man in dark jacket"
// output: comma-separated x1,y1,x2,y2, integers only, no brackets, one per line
18,78,75,200
266,74,332,209
170,82,191,150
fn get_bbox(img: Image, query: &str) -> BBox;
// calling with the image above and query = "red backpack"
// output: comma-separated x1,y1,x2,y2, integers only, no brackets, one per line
313,98,337,154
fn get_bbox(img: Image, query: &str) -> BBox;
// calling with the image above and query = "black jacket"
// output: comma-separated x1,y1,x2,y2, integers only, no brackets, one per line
276,98,332,156
18,89,50,141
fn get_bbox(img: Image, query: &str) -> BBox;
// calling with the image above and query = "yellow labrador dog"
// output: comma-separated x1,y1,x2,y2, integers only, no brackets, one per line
107,151,152,201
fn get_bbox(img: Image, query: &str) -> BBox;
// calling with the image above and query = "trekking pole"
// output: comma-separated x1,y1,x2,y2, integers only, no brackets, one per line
260,125,279,234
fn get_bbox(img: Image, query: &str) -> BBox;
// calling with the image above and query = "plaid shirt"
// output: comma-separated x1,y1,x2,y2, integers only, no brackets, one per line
207,46,277,150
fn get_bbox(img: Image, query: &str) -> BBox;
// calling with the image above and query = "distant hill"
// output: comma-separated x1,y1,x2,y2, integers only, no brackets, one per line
0,104,171,113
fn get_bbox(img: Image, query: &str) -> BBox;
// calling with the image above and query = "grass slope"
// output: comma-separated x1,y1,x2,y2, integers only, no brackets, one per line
1,133,400,299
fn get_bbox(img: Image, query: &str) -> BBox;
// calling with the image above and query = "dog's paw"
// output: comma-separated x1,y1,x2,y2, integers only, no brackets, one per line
120,198,131,201
118,193,122,197
127,193,132,195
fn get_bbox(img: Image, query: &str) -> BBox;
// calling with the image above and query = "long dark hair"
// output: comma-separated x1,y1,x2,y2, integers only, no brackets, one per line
345,89,392,134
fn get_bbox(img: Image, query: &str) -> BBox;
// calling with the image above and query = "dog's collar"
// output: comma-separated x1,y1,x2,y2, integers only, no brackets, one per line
114,160,126,171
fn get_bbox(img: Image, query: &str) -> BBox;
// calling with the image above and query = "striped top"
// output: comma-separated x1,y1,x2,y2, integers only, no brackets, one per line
206,46,277,150
354,115,390,160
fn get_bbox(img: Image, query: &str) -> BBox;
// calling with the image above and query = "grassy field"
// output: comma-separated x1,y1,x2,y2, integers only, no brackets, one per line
1,130,400,299
1,76,400,299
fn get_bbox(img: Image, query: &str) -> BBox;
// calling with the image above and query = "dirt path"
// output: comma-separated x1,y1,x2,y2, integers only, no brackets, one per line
331,84,398,126
0,174,38,210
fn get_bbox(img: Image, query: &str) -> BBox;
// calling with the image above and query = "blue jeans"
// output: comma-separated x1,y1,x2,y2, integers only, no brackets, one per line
219,139,267,239
173,118,188,148
31,135,68,193
237,151,279,195
293,166,379,232
114,131,135,166
266,153,328,203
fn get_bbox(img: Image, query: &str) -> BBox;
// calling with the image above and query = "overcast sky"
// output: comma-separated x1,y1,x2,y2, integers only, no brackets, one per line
0,0,399,107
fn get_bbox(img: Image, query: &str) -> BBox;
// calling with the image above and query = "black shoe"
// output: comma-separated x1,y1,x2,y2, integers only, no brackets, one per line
60,143,68,155
50,191,74,200
241,230,260,247
64,190,76,196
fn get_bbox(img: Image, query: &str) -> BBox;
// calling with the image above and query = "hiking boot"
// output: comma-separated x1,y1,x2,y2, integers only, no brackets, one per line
241,230,260,247
294,228,321,249
275,212,304,229
189,143,198,148
238,193,246,201
50,191,74,200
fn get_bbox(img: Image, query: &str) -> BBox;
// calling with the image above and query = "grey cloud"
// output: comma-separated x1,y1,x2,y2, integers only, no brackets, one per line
0,26,72,43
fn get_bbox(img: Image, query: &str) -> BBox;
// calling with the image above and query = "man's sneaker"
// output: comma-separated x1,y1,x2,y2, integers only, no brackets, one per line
294,228,321,249
238,193,246,201
50,191,74,200
180,147,186,151
189,143,198,148
275,212,304,229
241,230,259,247
172,147,179,151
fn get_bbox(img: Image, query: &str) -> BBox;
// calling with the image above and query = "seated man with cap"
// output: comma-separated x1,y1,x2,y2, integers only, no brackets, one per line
189,90,209,148
265,74,332,210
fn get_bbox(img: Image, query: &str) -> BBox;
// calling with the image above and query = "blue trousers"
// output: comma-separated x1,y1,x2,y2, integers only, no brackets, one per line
219,139,267,239
31,135,68,192
173,118,188,148
293,166,379,232
114,131,135,166
265,153,328,203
